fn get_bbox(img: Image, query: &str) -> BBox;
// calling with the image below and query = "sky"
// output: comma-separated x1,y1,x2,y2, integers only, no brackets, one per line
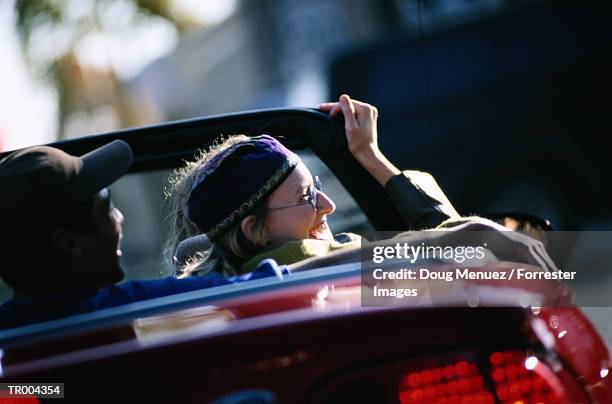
0,0,237,152
0,0,57,152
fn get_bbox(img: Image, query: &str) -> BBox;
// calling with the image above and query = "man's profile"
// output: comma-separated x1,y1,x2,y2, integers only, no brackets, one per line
0,140,132,300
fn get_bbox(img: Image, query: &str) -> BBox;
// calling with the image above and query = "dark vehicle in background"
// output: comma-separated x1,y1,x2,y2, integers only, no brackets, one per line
330,1,611,230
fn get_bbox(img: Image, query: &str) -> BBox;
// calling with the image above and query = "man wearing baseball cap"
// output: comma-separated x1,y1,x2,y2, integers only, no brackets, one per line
0,140,288,329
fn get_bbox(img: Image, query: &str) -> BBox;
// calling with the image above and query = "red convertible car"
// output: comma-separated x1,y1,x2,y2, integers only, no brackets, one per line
0,109,609,403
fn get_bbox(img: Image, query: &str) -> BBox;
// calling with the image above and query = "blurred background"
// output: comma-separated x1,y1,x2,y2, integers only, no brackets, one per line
2,0,610,229
1,0,612,336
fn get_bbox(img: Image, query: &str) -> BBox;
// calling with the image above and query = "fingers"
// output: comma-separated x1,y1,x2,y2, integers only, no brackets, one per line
331,103,342,116
339,94,358,132
318,102,342,117
349,99,378,120
323,95,380,159
319,95,378,121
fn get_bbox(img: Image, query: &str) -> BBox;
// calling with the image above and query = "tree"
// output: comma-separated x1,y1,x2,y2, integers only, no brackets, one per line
13,0,201,137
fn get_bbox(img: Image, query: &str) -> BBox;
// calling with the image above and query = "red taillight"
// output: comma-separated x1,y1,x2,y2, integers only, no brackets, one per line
0,397,39,404
399,360,494,404
398,351,564,404
489,350,562,404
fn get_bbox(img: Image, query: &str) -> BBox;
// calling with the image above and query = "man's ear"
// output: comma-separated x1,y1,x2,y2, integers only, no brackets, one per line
240,215,261,245
52,229,84,259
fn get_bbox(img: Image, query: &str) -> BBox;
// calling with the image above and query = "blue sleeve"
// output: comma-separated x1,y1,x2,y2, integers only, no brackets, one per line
82,259,289,310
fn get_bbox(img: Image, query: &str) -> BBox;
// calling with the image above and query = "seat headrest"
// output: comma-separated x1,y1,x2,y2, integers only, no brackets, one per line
173,234,211,268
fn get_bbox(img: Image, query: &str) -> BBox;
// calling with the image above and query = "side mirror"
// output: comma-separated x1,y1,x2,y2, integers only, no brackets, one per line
485,212,579,269
486,212,553,236
487,211,553,257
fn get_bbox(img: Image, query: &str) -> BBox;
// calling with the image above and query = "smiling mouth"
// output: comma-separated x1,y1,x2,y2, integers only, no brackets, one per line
309,220,330,240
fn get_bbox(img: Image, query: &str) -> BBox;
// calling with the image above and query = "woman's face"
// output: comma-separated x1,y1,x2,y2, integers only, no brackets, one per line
263,161,335,246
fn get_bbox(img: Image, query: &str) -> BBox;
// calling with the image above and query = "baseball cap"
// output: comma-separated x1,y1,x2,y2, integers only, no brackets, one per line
0,140,133,240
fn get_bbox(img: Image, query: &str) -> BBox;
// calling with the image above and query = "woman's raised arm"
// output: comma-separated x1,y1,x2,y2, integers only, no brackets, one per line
320,94,460,228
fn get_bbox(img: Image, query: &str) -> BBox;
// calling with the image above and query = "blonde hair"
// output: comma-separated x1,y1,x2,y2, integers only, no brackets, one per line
163,135,269,277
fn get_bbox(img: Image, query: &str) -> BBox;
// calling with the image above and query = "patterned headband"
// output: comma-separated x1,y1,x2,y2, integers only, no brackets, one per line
186,135,299,240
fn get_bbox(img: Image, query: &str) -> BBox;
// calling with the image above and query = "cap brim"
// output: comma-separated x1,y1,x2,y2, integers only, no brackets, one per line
76,140,133,199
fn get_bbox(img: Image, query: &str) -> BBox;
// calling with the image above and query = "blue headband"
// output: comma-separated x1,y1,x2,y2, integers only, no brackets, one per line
186,135,299,240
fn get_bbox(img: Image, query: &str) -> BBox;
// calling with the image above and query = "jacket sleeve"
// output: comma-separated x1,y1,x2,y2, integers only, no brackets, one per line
384,170,460,229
